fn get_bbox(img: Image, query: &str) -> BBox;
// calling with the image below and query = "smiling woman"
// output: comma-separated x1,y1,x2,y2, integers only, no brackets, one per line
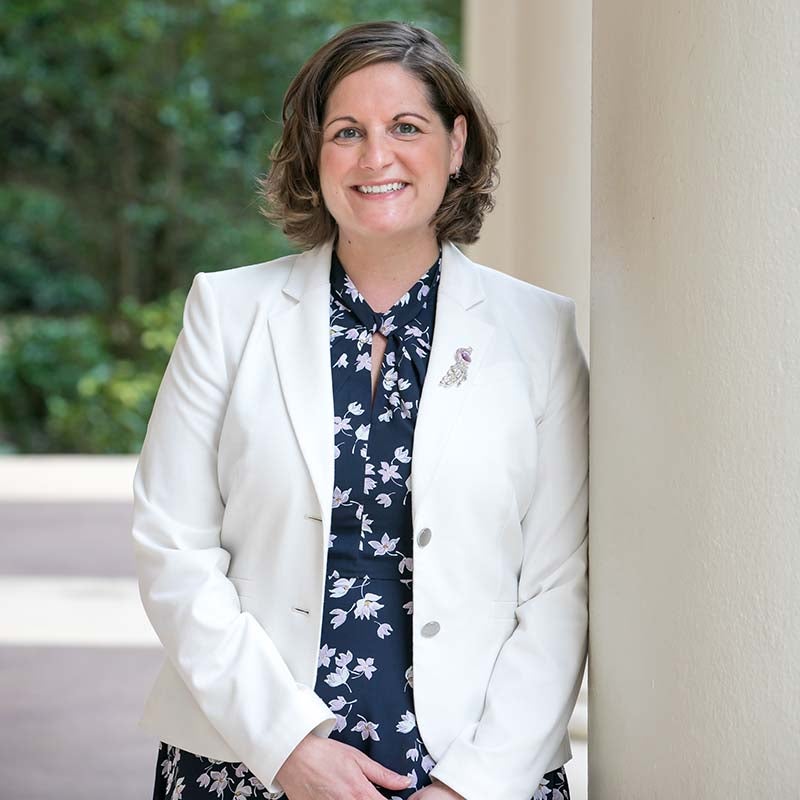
316,61,467,275
135,18,587,800
257,21,499,261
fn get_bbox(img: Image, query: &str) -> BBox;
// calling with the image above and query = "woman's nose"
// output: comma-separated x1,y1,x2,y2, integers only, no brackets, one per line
358,134,393,171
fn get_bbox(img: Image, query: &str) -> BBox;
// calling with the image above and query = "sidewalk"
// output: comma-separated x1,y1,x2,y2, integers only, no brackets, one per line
0,454,138,502
0,457,159,799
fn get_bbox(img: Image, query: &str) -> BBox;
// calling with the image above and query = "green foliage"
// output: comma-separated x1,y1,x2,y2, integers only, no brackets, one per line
0,186,107,313
0,0,461,452
0,289,184,453
1,0,462,304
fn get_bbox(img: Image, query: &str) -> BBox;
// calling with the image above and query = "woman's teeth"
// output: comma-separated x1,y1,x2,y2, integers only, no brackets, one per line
356,182,407,194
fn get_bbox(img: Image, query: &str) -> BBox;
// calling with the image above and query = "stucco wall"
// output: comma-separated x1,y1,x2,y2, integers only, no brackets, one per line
590,1,800,795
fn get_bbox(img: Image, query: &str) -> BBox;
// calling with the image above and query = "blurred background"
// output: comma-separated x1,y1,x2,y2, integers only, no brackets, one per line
0,0,460,457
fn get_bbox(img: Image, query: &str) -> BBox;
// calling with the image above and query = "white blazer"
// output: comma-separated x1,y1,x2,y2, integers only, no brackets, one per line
132,238,589,800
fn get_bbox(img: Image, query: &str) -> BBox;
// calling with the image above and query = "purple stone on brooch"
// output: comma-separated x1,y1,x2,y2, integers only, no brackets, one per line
439,346,473,387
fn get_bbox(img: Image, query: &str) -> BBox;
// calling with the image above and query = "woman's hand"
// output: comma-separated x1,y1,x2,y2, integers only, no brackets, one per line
409,777,466,800
276,733,412,800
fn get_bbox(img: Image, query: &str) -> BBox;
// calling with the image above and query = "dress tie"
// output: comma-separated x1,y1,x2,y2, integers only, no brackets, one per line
329,244,442,424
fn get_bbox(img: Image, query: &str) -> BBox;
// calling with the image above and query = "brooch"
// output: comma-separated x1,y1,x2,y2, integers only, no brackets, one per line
439,346,473,387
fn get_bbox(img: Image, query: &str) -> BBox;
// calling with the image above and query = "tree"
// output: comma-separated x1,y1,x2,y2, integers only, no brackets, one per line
0,0,462,310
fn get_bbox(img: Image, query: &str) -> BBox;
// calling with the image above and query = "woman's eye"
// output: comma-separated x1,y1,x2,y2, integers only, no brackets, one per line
396,122,419,135
334,127,360,140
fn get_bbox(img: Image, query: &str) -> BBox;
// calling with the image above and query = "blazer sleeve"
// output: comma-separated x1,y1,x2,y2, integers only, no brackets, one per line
427,296,589,800
131,272,335,797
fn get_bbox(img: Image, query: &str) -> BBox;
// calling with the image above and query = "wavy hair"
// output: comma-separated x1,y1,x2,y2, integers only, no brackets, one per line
256,20,500,249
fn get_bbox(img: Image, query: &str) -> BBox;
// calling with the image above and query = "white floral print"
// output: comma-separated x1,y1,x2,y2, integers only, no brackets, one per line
314,245,444,794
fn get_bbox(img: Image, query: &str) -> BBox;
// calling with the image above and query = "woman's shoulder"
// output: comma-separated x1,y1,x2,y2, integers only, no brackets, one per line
200,251,298,301
452,249,581,369
198,242,333,311
446,241,576,315
472,258,573,308
183,252,304,360
461,253,576,339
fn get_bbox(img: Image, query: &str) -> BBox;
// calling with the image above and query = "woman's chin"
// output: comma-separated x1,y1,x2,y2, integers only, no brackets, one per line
340,217,429,244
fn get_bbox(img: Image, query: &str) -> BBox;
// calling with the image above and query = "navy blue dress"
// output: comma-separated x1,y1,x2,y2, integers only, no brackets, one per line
150,245,571,800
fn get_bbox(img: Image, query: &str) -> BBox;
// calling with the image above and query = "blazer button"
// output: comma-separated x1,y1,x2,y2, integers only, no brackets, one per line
417,527,432,547
421,621,440,637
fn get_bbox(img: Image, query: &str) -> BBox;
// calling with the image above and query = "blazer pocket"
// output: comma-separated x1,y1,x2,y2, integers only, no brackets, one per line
490,600,518,619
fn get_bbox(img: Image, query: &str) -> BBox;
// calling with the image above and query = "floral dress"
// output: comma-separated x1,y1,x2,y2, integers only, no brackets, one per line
150,244,571,800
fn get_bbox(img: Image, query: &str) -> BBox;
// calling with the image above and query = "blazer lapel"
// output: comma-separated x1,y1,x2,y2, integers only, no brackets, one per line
410,241,497,509
268,240,336,532
268,238,497,532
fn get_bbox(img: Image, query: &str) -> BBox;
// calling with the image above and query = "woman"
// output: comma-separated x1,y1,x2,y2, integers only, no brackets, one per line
133,20,588,800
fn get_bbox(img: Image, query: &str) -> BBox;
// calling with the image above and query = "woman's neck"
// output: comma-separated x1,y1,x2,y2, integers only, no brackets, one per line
334,232,441,313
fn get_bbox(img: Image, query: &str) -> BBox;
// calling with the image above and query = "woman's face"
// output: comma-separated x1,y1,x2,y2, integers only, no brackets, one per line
318,61,466,248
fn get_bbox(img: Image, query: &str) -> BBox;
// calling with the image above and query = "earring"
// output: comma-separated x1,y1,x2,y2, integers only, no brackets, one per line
449,167,461,181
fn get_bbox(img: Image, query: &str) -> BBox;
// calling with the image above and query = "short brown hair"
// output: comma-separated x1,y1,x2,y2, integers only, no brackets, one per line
257,20,500,249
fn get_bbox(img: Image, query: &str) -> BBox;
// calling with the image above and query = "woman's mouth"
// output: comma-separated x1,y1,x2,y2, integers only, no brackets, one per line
352,181,408,197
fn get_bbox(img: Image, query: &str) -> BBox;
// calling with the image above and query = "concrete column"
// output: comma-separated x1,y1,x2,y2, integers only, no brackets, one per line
462,0,591,352
591,2,800,796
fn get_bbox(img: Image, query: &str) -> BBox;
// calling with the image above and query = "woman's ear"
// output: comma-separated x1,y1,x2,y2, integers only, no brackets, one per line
450,114,468,172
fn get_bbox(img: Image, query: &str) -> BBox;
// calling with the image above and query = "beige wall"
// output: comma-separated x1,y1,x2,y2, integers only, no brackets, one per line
463,0,591,354
591,1,800,796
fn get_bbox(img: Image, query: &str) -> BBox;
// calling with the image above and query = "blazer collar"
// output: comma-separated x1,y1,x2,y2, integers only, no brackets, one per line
281,237,486,311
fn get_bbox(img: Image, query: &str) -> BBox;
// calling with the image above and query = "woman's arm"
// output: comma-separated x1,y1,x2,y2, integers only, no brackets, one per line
131,272,335,797
427,297,590,800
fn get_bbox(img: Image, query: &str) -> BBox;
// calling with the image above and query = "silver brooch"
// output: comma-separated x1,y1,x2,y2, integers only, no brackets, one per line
439,346,473,387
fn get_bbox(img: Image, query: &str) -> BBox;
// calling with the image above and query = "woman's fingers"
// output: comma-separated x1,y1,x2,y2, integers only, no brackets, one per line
278,734,410,800
353,747,412,791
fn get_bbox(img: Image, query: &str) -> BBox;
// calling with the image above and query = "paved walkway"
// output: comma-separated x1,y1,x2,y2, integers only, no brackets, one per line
0,498,161,799
0,456,587,799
